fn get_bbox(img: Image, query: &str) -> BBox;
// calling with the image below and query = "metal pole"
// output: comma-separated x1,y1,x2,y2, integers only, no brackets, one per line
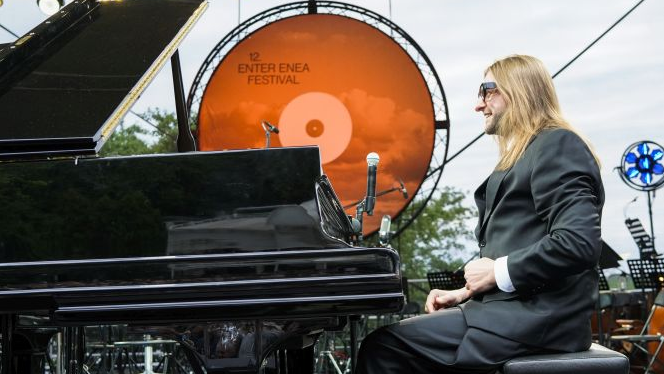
56,332,63,374
265,131,271,149
171,50,197,152
63,327,73,374
648,190,656,252
144,335,153,374
349,316,358,374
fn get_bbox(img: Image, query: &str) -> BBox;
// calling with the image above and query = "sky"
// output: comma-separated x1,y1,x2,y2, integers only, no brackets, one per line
1,0,663,267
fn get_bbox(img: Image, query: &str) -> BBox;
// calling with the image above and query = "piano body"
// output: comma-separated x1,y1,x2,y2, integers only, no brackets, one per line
0,1,404,373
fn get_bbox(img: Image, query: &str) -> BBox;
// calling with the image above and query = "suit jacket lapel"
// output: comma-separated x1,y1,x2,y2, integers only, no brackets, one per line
474,177,489,239
479,167,511,233
476,133,538,239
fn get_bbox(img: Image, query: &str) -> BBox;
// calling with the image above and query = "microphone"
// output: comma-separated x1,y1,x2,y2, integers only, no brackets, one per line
350,217,362,234
365,152,379,215
261,120,280,134
398,178,408,199
379,214,391,245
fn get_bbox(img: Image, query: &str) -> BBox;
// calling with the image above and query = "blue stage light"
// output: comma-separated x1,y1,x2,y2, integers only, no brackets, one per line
620,140,664,191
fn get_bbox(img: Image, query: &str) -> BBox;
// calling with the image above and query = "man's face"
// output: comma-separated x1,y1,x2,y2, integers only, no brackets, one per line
474,72,507,135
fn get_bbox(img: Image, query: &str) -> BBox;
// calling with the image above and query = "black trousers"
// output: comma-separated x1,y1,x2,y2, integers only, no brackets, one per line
356,307,538,374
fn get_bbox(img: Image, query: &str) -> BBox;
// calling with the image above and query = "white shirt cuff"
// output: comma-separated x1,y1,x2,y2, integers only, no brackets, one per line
494,256,516,292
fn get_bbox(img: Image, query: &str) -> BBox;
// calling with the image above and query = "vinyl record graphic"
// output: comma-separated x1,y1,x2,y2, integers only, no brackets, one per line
278,91,353,164
191,5,448,237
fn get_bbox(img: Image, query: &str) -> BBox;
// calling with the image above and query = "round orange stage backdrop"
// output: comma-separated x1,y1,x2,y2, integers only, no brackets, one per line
197,14,435,236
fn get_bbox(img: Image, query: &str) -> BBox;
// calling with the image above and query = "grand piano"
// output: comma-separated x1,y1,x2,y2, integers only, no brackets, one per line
0,1,404,373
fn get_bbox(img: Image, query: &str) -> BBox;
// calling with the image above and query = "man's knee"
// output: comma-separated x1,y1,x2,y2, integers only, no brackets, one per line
359,326,386,352
360,326,404,356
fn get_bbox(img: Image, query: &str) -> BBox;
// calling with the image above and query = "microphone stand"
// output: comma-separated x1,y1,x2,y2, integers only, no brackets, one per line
343,183,407,209
354,200,366,242
262,122,272,149
350,153,379,374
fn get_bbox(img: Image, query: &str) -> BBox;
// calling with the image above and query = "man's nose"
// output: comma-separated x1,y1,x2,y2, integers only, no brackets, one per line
474,98,485,112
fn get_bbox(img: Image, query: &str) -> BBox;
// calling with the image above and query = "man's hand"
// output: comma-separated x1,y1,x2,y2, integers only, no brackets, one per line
424,287,470,313
464,257,497,296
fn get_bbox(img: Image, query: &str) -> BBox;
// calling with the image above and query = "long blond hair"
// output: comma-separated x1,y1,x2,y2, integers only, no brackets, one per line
487,55,600,170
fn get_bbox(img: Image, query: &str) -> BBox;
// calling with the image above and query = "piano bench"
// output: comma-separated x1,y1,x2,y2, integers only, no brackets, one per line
498,343,629,374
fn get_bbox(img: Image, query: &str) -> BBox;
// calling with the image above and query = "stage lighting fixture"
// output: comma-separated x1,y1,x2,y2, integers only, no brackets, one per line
37,0,64,16
620,140,664,191
618,140,663,258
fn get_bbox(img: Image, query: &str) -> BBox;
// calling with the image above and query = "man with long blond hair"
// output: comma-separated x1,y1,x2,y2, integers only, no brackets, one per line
356,55,604,373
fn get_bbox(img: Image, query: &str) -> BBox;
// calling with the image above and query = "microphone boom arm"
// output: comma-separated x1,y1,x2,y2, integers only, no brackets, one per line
343,183,408,209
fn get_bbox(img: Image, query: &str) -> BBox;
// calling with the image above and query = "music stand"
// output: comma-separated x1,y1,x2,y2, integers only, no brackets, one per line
627,259,664,290
624,218,658,259
599,240,622,269
427,271,466,290
597,267,610,291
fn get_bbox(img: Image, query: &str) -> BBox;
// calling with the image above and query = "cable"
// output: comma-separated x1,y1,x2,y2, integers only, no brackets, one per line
0,23,19,38
552,0,645,79
441,132,483,168
129,110,178,142
439,0,647,170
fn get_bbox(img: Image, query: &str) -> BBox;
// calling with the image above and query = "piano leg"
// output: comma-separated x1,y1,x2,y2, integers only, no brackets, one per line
177,343,206,374
278,349,287,373
1,314,14,374
76,327,85,374
255,320,263,371
285,345,314,374
63,326,86,374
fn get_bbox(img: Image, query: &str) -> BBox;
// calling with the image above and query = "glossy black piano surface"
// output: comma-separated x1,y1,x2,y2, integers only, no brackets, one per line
0,147,402,323
0,147,403,373
0,1,403,373
0,0,206,158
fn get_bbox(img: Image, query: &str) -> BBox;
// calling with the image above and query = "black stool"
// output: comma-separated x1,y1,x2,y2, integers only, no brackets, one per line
499,343,629,374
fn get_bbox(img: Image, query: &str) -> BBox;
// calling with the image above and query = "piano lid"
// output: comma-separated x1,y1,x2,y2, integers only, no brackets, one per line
0,0,208,159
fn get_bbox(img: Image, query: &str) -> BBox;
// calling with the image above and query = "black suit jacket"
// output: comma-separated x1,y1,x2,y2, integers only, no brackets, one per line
460,128,604,352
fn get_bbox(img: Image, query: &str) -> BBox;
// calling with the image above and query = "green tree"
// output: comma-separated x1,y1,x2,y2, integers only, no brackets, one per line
99,123,151,156
395,187,476,279
100,108,179,156
142,109,180,154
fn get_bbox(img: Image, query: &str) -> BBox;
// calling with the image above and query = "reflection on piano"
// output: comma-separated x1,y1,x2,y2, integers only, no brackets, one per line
0,1,404,373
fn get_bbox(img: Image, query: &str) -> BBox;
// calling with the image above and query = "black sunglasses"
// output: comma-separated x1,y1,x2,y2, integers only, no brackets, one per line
478,82,498,101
